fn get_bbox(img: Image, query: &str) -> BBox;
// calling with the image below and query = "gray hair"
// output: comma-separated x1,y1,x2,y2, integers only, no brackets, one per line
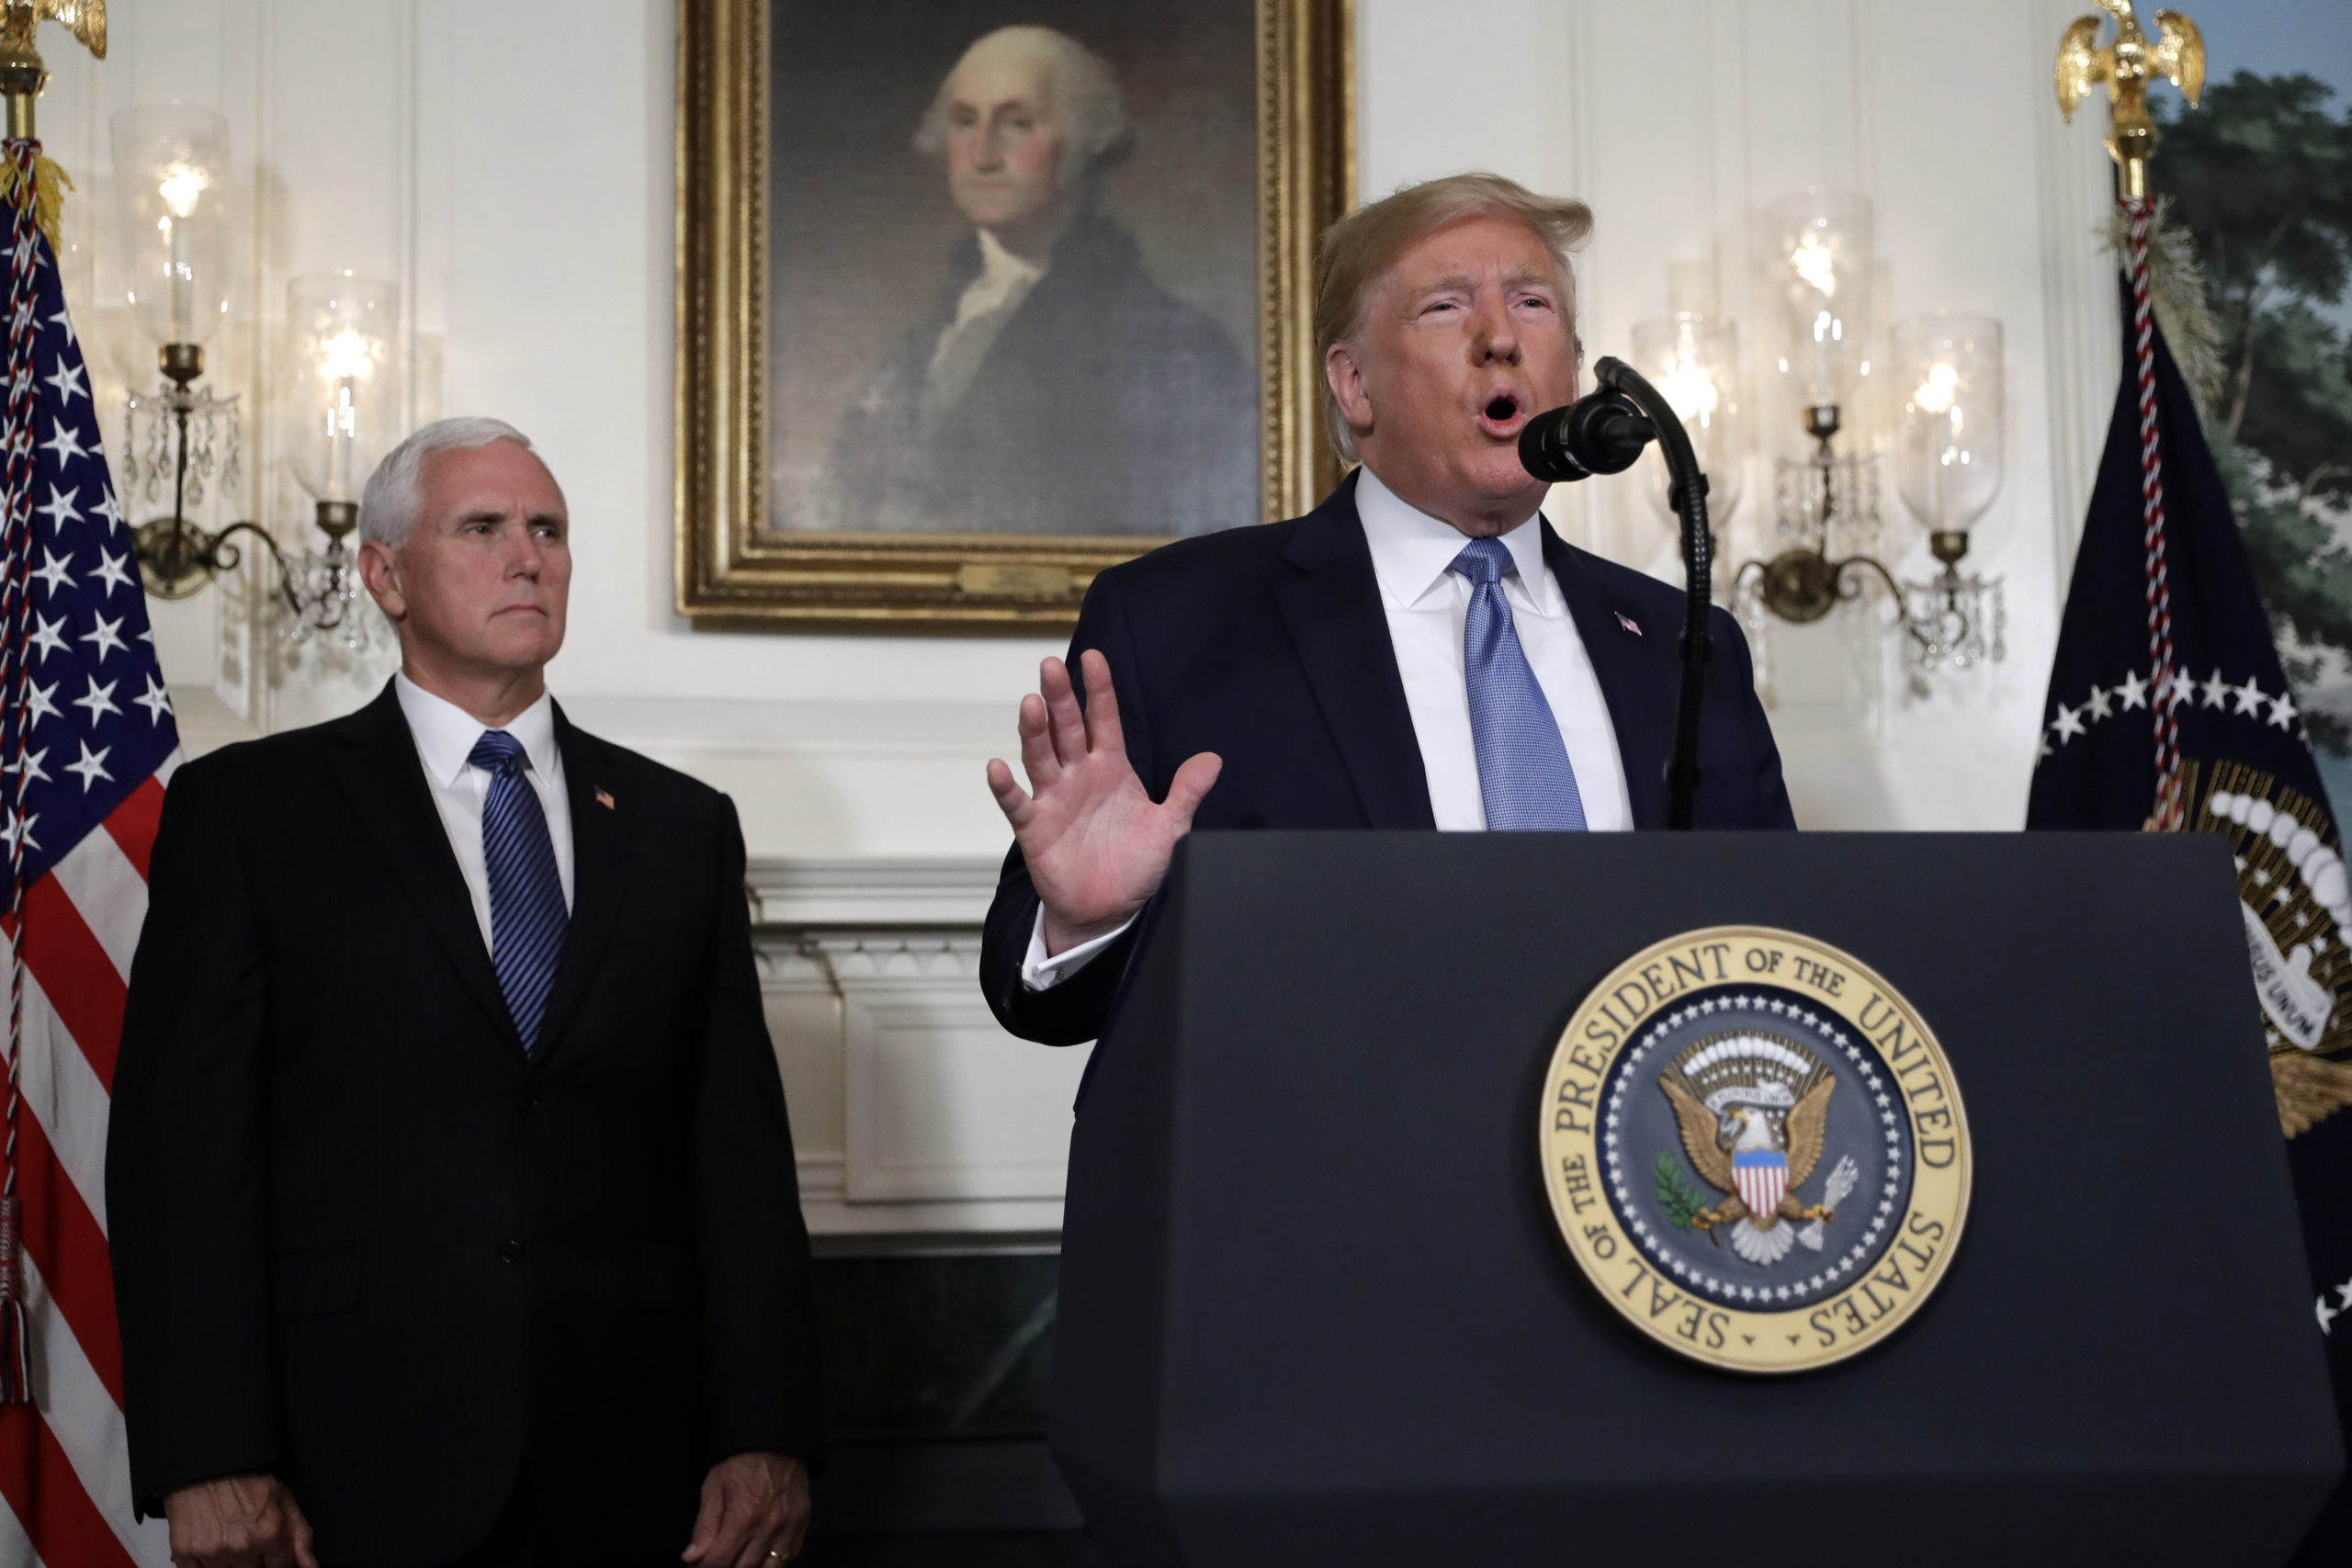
911,27,1126,185
359,416,536,547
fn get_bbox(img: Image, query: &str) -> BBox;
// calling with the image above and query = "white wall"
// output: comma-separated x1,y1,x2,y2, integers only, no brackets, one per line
44,0,2128,1233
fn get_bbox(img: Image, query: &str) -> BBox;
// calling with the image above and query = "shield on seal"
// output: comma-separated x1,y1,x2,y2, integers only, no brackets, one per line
1733,1148,1789,1221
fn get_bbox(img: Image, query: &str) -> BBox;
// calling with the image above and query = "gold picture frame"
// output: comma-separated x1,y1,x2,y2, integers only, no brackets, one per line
674,0,1352,627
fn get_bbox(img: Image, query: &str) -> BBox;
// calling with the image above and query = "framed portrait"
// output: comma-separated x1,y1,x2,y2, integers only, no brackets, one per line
675,0,1352,626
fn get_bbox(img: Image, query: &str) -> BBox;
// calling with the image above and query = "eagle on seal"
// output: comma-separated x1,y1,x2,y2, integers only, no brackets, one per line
1662,1055,1838,1266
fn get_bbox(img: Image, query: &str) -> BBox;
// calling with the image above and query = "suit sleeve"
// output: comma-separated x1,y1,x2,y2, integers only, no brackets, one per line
109,758,284,1513
692,796,824,1463
979,570,1155,1044
1713,604,1798,829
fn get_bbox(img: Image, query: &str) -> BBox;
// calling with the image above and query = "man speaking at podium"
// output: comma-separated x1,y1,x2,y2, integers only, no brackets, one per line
980,173,1795,1047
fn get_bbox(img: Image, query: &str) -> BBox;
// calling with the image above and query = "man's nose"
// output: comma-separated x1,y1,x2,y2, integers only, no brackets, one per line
1472,297,1521,365
503,533,545,578
973,122,1004,169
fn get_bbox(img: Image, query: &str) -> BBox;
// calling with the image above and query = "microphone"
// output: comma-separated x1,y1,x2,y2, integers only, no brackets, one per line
1517,389,1657,482
1518,356,1714,829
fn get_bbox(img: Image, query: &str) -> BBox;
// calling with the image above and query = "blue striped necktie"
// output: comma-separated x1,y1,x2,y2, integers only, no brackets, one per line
469,729,568,1051
1449,537,1588,831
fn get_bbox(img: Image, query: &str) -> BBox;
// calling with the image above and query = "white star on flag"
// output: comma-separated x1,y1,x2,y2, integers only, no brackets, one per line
71,675,119,724
39,416,88,465
33,481,78,529
29,546,71,594
0,811,39,855
135,675,173,725
40,358,85,406
63,742,111,794
2200,669,2230,707
2086,684,2112,720
78,612,127,663
89,549,132,598
45,303,73,345
2233,675,2267,715
2052,704,2086,743
26,610,63,663
2271,691,2299,729
93,485,121,530
24,677,59,729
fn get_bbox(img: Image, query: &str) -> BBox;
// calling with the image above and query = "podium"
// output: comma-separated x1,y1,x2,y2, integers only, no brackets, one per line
1052,832,2343,1566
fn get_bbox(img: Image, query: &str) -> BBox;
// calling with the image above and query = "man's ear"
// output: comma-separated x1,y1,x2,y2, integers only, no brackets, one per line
1325,341,1374,445
357,538,406,622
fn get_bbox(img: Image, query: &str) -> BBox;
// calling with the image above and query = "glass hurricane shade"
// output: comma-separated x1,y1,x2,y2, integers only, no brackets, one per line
1765,189,1872,412
287,274,399,508
109,105,231,348
1630,314,1743,528
1892,314,2004,536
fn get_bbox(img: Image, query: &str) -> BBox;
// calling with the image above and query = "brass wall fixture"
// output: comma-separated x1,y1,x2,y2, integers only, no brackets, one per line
111,105,394,649
1734,191,2007,686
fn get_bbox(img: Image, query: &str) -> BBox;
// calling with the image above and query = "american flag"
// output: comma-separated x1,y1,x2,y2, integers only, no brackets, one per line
0,141,179,1564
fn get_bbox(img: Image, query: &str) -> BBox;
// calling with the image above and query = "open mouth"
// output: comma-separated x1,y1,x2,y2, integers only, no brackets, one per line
1478,391,1525,434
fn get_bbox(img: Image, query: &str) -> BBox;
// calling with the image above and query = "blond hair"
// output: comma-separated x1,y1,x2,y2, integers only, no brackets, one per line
1315,173,1593,462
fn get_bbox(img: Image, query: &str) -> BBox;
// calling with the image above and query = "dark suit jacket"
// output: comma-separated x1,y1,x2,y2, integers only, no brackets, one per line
109,684,821,1567
820,209,1255,536
980,473,1798,1046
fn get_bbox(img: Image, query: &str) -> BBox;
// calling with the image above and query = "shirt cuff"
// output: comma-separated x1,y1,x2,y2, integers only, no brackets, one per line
1020,906,1137,992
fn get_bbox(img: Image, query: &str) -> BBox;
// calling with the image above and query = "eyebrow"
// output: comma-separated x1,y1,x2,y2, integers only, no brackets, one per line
1406,267,1561,307
455,509,566,528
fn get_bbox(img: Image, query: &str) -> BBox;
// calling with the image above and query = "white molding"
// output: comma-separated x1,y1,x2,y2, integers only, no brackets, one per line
748,857,1001,928
795,1153,1067,1238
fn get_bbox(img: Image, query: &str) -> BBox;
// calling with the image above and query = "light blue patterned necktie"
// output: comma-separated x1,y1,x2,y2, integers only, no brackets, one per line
1449,537,1588,831
469,729,569,1052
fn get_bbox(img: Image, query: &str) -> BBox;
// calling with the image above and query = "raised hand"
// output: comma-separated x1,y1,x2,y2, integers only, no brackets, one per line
987,650,1222,955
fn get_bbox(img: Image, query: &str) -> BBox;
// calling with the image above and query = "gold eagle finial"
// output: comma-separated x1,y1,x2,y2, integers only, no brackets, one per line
2057,0,2204,197
0,1,106,140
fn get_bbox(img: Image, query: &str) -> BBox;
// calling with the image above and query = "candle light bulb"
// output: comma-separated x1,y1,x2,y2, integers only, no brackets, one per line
1791,233,1838,298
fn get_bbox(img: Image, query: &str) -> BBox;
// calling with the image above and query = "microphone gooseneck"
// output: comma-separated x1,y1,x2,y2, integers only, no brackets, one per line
1519,359,1714,829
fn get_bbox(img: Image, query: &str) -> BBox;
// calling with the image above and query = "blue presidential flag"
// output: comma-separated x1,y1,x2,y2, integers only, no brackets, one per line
2028,206,2352,1561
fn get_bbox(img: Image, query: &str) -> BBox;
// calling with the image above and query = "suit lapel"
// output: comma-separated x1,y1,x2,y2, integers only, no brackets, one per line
1273,475,1437,830
530,705,628,1064
1544,524,1677,829
328,683,521,1048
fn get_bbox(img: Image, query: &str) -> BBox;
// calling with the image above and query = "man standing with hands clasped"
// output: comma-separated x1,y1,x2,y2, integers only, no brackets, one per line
979,173,1795,1047
110,419,821,1566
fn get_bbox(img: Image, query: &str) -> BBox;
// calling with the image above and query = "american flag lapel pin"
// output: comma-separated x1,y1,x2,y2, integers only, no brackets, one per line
594,788,616,810
1616,611,1642,637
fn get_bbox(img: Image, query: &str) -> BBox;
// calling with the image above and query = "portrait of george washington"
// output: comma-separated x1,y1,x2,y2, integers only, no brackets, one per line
766,3,1261,540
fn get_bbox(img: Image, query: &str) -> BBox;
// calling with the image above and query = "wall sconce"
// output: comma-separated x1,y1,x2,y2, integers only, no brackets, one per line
113,104,249,599
1735,195,2007,688
1740,188,1879,625
1629,313,1743,554
281,273,398,649
1890,313,2006,673
112,106,395,644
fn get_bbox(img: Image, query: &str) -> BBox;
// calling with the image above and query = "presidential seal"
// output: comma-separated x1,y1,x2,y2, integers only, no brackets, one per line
1538,927,1971,1373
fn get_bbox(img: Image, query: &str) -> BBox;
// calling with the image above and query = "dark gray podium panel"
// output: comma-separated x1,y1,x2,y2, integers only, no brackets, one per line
1051,832,2342,1567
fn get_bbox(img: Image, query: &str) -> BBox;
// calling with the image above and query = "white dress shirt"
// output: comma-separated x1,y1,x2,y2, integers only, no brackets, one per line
926,229,1046,413
394,672,576,953
1020,467,1634,991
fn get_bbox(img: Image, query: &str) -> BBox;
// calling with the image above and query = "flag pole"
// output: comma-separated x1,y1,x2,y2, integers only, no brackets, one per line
2054,0,2207,828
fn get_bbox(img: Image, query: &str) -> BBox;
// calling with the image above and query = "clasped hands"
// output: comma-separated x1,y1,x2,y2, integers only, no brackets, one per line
164,1452,808,1567
987,650,1222,956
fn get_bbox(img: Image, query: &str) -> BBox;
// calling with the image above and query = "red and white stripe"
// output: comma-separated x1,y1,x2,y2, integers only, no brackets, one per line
0,768,177,1566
